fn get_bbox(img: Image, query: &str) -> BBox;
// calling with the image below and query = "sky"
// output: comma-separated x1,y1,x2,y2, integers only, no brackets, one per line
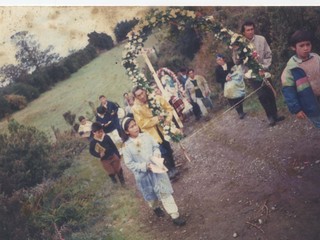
0,1,319,67
0,6,148,66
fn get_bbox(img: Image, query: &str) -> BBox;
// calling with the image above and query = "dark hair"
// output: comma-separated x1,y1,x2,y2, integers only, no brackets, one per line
187,68,194,74
289,29,314,47
99,95,106,100
132,85,145,96
179,67,187,73
96,106,106,114
78,116,85,122
241,20,255,34
120,117,135,142
91,122,103,133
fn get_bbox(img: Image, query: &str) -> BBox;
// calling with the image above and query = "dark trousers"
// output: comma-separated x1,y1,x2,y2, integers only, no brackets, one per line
227,97,244,115
156,126,175,170
159,140,175,170
250,79,278,119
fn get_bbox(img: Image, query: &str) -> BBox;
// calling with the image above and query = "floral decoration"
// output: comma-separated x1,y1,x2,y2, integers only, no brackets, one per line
122,7,264,142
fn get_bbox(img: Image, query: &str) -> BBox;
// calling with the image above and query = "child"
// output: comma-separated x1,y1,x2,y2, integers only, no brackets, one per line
78,116,93,139
281,30,320,128
89,122,125,185
121,117,186,226
224,64,247,119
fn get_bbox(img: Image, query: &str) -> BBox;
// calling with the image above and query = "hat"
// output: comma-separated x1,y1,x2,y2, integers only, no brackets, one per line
216,53,225,59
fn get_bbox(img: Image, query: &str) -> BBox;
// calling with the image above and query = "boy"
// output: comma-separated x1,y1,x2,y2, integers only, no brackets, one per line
281,30,320,128
89,122,125,184
78,116,93,139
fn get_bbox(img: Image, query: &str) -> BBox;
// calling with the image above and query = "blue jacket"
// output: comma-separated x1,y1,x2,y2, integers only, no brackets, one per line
281,55,320,118
123,133,173,201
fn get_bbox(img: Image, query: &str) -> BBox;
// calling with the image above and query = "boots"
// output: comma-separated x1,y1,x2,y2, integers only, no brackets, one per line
117,168,125,185
153,207,165,217
109,174,117,184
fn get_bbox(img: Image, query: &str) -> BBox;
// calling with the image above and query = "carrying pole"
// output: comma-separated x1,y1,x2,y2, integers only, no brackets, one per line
141,49,183,129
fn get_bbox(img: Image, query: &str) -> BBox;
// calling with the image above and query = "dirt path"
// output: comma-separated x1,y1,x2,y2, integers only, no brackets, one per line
127,108,320,240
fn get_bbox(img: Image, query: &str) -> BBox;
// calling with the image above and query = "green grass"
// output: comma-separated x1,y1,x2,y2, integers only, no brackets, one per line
0,44,132,137
0,37,159,239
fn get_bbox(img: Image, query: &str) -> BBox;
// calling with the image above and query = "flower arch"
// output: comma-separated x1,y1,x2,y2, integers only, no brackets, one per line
122,7,263,142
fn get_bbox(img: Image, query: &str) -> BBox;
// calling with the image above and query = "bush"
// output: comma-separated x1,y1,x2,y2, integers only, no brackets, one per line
0,95,11,119
114,18,139,43
3,83,40,101
4,94,27,111
46,64,71,83
87,31,114,50
169,24,202,60
0,120,52,195
27,69,53,93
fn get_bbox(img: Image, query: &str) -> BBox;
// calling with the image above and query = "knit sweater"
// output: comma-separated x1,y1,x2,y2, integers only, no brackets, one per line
281,53,320,117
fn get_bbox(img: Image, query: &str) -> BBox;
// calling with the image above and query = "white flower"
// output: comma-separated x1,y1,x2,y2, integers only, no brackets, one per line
164,135,171,141
243,48,247,53
164,125,170,130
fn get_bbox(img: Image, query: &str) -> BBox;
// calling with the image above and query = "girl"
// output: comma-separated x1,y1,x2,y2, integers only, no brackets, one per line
121,117,186,226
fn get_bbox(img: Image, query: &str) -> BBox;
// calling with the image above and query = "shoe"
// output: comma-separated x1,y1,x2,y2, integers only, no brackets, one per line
275,116,285,122
168,169,176,179
172,216,186,226
239,112,247,119
153,207,165,217
268,116,276,127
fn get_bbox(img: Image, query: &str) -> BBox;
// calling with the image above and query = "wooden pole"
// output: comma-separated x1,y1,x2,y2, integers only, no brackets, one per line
141,49,184,129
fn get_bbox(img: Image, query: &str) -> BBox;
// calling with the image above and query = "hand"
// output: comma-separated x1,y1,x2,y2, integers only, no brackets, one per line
158,115,165,121
296,111,307,119
100,152,105,158
259,70,265,77
226,75,231,81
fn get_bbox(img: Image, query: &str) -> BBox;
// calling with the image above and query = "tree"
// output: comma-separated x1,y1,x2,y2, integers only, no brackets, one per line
114,18,139,43
87,31,114,50
10,31,61,73
0,64,25,86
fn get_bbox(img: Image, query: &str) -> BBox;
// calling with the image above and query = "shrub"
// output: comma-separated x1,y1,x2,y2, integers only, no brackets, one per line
0,120,52,195
87,31,114,50
3,83,40,101
114,18,139,43
4,94,27,111
46,64,71,83
0,95,11,119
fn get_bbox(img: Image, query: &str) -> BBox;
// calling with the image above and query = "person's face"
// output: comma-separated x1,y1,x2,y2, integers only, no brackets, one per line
80,119,87,125
134,89,147,104
293,41,312,61
243,25,255,40
125,120,140,138
93,129,104,138
216,58,225,66
188,71,195,79
100,97,107,105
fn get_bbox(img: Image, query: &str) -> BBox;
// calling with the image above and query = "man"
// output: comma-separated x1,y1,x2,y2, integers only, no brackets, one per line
131,86,178,179
99,95,121,135
236,20,284,126
215,54,234,90
185,69,212,119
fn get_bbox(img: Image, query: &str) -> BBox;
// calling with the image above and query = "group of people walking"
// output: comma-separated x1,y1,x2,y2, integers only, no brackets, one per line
77,19,320,229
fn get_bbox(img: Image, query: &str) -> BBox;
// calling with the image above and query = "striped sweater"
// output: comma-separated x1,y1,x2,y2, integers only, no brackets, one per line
281,53,320,117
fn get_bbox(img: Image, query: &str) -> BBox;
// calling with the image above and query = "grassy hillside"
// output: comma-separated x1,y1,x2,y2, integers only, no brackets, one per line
0,44,134,137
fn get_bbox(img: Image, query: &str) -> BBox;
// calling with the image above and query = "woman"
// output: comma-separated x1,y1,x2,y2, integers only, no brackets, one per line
121,117,186,226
